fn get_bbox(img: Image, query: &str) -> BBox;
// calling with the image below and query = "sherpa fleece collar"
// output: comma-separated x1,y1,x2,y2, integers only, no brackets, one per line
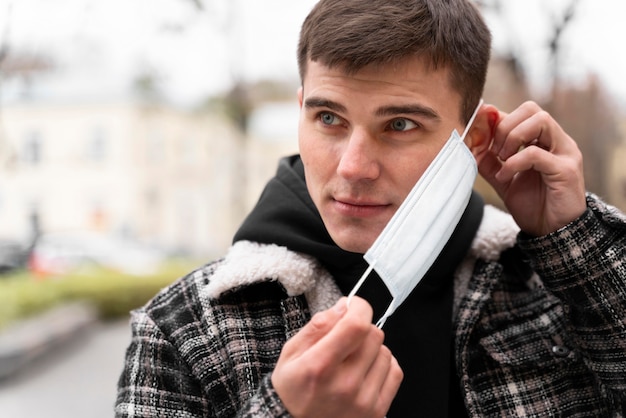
202,204,519,304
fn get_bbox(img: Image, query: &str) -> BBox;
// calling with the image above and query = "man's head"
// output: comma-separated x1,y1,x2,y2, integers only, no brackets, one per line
298,0,491,124
296,0,497,253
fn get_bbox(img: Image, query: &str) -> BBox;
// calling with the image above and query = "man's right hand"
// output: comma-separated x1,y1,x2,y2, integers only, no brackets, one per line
271,297,403,418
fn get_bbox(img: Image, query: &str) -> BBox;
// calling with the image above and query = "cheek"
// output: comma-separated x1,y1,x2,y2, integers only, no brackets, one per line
298,127,315,177
297,121,316,160
298,129,324,198
298,126,338,181
388,155,433,202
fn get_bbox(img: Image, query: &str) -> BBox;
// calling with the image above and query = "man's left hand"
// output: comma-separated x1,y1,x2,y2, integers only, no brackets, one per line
478,101,587,237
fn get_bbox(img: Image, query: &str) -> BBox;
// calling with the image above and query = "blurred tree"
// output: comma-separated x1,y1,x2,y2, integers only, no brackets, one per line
216,79,297,131
132,69,165,103
541,0,621,200
0,52,53,84
546,0,579,99
224,82,251,133
551,76,621,199
0,3,53,91
186,0,205,11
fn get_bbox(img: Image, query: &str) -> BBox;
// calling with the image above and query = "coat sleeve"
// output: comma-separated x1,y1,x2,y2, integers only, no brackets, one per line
115,309,293,418
115,310,212,417
236,375,293,418
518,194,626,392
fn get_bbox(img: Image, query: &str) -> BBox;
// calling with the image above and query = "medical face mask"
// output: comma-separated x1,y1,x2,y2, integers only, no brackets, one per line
347,100,483,328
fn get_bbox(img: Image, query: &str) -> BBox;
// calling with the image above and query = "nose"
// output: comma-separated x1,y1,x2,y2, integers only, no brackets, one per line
336,128,380,181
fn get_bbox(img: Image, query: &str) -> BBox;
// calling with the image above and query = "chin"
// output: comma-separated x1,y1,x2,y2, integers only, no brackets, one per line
323,215,380,254
332,234,372,254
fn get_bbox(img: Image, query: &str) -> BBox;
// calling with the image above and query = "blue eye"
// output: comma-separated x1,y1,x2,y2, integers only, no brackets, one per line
390,118,418,131
320,112,339,125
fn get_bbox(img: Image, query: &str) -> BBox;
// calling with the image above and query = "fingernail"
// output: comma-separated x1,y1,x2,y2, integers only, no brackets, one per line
334,297,347,315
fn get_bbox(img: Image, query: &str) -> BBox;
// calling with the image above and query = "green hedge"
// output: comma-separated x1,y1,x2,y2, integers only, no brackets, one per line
0,262,199,330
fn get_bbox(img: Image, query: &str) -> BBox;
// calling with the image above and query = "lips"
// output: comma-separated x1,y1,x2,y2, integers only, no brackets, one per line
332,197,391,218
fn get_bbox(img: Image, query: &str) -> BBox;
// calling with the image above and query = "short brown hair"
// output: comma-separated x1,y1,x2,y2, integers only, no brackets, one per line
297,0,492,123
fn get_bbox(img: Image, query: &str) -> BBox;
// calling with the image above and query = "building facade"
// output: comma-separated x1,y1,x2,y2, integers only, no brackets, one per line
0,100,243,258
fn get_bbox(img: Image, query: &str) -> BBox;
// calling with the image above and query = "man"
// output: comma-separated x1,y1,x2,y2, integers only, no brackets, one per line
116,0,626,416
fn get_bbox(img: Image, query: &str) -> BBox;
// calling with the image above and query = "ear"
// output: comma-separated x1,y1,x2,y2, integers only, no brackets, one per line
465,103,499,163
297,87,304,108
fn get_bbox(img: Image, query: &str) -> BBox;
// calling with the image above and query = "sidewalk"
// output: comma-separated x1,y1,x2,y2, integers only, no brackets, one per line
0,319,130,418
0,302,98,380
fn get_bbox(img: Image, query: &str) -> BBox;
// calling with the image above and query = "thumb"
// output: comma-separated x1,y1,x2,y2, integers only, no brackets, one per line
281,297,348,359
477,149,507,198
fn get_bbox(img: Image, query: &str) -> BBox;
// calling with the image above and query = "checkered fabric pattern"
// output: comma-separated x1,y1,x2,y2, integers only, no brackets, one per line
116,194,626,417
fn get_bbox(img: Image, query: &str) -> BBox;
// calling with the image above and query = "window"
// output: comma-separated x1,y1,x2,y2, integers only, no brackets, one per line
86,127,107,162
89,202,108,230
147,129,165,164
180,136,197,165
22,131,42,165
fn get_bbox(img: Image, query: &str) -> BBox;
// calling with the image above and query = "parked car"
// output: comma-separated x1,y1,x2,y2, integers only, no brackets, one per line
28,231,169,277
0,239,29,276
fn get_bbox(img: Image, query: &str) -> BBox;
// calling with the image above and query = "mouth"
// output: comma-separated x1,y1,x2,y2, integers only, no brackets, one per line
332,197,391,218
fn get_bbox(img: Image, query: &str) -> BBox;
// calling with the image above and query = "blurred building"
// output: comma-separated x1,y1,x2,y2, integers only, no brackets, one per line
0,100,244,258
608,118,626,211
245,101,300,209
1,87,623,263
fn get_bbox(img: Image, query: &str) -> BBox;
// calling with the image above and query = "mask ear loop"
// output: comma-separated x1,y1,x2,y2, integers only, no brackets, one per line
375,303,395,329
461,99,483,141
346,263,375,307
347,262,393,329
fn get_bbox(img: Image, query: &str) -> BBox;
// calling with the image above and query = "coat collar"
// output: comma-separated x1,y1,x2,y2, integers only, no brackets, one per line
201,204,519,301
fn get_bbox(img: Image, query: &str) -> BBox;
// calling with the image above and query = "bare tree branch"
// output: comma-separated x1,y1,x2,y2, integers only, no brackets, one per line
547,0,579,89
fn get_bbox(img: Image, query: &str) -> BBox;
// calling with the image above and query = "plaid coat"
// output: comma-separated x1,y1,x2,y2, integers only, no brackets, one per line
116,195,626,417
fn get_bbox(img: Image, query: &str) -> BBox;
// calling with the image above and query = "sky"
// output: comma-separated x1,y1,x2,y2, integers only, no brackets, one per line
1,0,625,110
482,0,626,107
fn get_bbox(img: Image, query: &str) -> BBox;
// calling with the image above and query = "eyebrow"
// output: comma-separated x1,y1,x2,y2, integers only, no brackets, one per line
375,104,440,121
303,97,347,113
303,96,440,122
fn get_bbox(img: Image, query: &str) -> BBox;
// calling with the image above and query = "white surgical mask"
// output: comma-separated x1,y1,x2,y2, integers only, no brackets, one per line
348,100,483,328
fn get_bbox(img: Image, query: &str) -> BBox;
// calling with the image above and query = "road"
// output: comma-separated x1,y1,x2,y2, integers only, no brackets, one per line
0,319,131,418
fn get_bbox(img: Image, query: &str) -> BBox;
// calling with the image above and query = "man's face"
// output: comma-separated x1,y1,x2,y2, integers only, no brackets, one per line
298,57,465,253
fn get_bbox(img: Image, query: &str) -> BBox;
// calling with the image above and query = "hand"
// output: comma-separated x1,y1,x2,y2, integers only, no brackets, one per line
271,297,403,418
478,101,587,236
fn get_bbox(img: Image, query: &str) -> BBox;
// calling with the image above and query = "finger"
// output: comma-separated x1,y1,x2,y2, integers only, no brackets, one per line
342,324,385,383
497,108,582,166
491,101,537,155
359,343,392,399
495,145,565,184
371,349,403,416
321,325,385,410
496,110,554,161
281,297,347,359
306,296,375,366
492,101,564,158
477,149,509,196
